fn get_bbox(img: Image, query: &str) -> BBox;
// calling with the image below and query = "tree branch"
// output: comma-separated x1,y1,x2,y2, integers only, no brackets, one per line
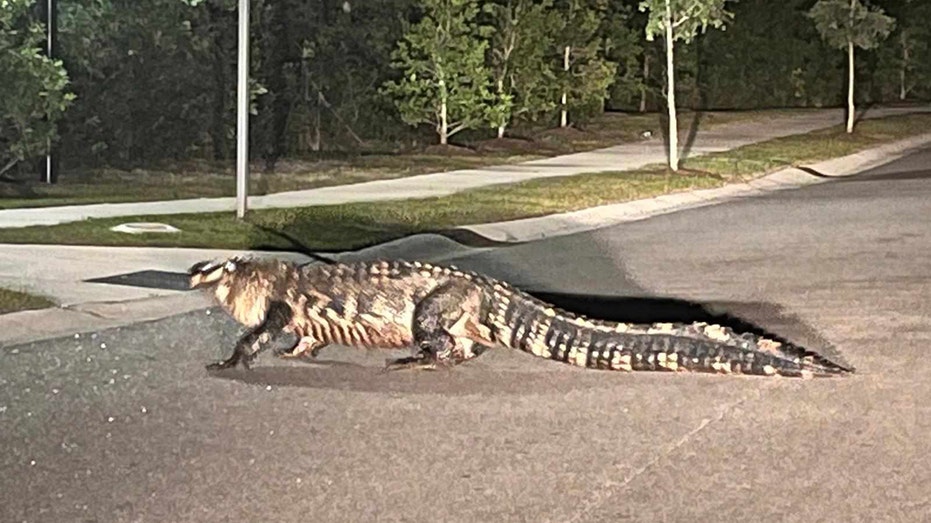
0,158,21,182
671,14,691,30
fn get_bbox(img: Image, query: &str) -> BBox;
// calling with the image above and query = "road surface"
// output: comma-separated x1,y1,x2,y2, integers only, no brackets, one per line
2,146,930,522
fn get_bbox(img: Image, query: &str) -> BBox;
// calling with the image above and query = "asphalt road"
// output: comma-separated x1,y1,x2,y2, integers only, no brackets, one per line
3,146,931,522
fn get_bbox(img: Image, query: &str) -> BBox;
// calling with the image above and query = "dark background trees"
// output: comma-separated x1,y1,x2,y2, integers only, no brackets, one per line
3,0,928,174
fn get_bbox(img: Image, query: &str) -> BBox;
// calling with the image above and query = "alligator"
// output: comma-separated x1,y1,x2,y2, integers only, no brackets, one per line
189,256,852,378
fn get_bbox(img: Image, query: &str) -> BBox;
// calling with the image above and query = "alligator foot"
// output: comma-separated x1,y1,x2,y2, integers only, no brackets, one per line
382,355,441,372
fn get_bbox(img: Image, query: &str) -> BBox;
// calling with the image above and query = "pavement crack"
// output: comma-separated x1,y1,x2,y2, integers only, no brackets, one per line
61,305,110,320
565,390,760,523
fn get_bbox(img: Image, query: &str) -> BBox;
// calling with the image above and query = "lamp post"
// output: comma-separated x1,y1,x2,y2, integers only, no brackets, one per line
39,0,58,184
236,0,250,218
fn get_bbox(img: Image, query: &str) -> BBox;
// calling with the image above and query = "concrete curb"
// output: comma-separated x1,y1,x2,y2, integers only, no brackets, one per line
0,293,212,348
461,132,931,243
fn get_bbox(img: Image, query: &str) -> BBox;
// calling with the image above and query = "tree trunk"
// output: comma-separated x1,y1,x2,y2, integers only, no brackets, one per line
437,72,449,145
440,97,449,145
664,0,678,171
900,31,909,101
497,78,506,138
207,2,232,161
259,0,292,169
311,96,321,152
847,40,855,134
640,53,650,113
845,0,855,134
560,45,570,128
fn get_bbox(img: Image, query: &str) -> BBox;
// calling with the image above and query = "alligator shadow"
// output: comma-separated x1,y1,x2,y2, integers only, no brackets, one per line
530,291,851,369
208,293,850,393
206,361,631,396
527,292,799,342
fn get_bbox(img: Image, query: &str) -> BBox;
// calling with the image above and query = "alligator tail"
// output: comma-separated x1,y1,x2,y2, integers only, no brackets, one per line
489,289,852,378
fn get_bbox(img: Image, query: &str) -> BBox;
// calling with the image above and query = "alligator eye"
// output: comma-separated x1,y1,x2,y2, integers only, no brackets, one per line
224,260,237,272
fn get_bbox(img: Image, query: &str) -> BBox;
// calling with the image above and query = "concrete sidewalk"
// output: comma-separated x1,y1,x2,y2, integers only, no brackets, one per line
1,106,928,229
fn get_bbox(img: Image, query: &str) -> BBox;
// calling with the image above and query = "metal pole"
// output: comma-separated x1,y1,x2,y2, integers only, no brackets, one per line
236,0,250,218
43,0,58,184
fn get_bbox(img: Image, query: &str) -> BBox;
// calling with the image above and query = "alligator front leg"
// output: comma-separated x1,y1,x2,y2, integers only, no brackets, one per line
207,301,293,371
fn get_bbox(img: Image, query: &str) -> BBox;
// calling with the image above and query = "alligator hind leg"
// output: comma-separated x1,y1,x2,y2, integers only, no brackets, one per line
275,336,328,360
384,281,492,372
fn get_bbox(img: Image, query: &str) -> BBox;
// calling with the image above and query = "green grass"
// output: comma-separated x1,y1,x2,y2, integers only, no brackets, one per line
0,112,928,252
0,288,56,315
684,112,931,179
0,168,720,251
0,108,803,210
0,152,543,210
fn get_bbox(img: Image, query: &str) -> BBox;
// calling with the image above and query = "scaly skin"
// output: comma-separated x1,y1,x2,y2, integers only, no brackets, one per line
189,257,852,378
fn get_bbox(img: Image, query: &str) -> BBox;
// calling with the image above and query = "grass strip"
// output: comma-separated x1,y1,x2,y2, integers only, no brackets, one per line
0,288,56,315
0,109,801,210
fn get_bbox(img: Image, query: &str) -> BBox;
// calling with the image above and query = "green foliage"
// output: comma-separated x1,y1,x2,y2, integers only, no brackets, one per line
698,0,844,108
600,2,646,110
252,0,411,158
0,0,74,176
483,0,560,134
639,0,734,44
808,0,895,51
57,0,229,164
14,0,927,171
56,0,413,166
552,0,618,123
382,0,493,144
877,0,931,100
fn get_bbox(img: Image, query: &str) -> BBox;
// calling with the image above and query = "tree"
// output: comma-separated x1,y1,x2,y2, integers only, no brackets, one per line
600,1,646,112
382,0,492,145
639,0,733,171
874,0,930,101
484,0,560,137
252,0,411,159
808,0,894,133
696,0,844,110
57,0,233,165
552,0,617,128
0,0,73,180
